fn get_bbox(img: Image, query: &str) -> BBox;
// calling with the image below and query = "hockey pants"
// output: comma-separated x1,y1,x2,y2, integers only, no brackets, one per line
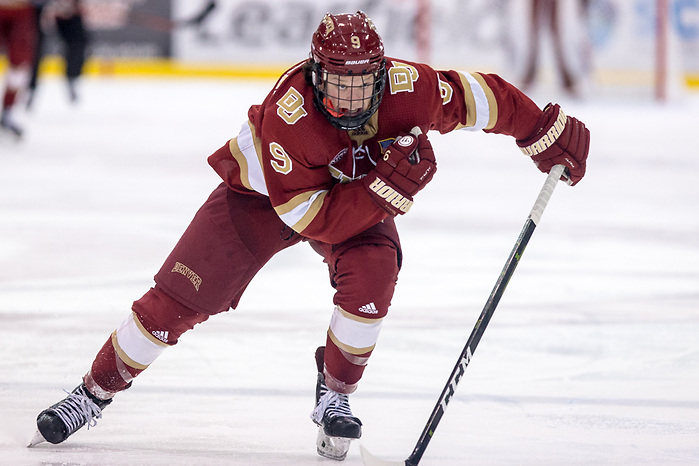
84,183,401,399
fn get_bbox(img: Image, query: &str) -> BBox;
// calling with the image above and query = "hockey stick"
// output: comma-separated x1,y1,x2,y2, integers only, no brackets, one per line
129,1,216,32
360,164,567,466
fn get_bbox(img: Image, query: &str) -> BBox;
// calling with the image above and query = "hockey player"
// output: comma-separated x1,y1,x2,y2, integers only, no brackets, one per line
511,0,592,97
31,11,589,461
0,1,38,138
27,0,90,106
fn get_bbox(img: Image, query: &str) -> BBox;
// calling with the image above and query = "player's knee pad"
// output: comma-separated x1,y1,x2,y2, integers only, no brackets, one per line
332,242,399,318
131,286,211,345
117,287,209,377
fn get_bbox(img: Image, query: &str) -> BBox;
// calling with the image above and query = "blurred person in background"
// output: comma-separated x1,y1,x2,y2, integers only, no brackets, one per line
0,0,38,139
30,10,589,461
509,0,592,98
27,0,90,106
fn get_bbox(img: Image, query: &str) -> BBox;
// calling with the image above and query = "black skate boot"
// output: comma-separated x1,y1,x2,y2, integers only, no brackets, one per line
30,383,112,446
311,346,362,460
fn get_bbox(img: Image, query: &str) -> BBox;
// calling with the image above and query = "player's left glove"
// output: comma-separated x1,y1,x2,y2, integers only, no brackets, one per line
363,127,436,216
516,103,590,185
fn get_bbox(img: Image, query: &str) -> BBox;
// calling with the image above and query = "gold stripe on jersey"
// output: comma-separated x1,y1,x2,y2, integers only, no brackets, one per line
274,189,329,233
228,137,252,191
454,72,498,131
229,121,268,195
471,72,498,130
458,73,478,129
328,165,352,183
327,305,384,355
273,190,314,216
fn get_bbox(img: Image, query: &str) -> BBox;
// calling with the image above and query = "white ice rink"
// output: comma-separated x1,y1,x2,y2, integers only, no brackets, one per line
1,76,698,465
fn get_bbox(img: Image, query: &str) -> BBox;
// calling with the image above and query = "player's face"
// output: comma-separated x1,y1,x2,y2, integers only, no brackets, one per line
323,73,375,117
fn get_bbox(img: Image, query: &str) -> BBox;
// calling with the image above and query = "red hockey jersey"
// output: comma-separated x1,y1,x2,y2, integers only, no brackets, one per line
208,58,542,245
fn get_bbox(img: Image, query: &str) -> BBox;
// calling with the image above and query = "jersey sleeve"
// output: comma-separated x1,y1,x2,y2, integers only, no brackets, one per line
435,69,542,139
468,72,543,140
389,59,542,140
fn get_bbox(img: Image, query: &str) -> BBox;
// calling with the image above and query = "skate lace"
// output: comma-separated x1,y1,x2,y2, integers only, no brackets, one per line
311,389,354,424
51,388,104,433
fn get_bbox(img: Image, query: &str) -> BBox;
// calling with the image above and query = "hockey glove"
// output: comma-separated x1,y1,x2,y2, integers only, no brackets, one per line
363,127,437,216
517,103,590,185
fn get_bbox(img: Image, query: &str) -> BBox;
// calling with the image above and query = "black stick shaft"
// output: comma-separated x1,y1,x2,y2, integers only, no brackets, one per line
404,165,565,466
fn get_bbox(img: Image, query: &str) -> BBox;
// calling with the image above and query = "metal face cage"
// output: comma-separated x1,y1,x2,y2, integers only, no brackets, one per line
312,62,386,130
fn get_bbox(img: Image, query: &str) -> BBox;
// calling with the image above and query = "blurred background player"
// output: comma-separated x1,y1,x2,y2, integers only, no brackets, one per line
30,10,589,461
0,0,38,139
27,0,90,106
508,0,592,98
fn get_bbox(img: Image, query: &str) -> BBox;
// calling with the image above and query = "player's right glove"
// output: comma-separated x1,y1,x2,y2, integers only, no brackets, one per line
517,103,590,185
363,127,437,216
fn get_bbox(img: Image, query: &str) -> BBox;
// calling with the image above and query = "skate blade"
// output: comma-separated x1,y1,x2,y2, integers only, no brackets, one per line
359,444,405,466
316,427,352,461
27,430,46,448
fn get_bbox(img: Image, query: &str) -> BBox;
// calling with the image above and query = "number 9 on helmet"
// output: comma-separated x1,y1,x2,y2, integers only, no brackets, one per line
309,11,387,131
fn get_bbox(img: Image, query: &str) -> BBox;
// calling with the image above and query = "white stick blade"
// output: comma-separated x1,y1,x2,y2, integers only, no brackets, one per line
360,444,405,466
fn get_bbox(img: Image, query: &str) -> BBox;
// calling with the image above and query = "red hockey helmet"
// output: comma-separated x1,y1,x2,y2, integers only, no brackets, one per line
310,11,387,130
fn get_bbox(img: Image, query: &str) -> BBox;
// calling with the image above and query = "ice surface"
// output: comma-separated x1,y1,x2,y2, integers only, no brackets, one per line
1,77,698,465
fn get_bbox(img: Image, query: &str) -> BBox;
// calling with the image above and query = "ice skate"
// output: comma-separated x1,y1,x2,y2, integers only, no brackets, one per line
29,383,112,446
0,112,22,140
311,347,362,460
